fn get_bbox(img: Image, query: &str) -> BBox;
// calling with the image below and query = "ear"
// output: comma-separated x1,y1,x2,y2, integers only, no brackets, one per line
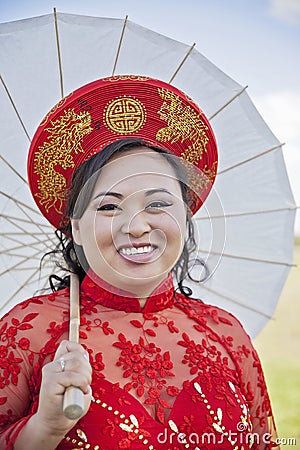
71,219,82,245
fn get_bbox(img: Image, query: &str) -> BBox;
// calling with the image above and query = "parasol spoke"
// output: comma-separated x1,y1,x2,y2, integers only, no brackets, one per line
208,85,248,121
1,191,48,217
2,214,55,247
0,234,52,255
112,15,128,76
0,233,44,248
0,213,52,228
169,43,196,84
217,143,285,175
9,266,52,271
195,206,297,220
0,231,51,237
0,248,45,277
197,248,296,267
0,74,31,142
0,250,45,260
0,245,52,259
0,154,28,185
0,192,57,247
53,8,64,98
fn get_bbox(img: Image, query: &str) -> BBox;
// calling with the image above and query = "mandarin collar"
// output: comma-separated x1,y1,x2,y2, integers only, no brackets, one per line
80,270,175,313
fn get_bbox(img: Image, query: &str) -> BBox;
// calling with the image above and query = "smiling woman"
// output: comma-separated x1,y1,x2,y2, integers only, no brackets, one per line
58,138,200,300
0,76,279,449
71,147,187,301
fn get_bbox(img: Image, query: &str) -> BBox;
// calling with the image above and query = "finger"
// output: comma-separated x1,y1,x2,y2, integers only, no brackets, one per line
52,353,92,384
42,363,92,396
59,373,91,394
54,340,89,361
55,351,91,372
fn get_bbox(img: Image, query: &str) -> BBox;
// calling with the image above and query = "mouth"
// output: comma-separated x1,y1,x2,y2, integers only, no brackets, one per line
117,244,159,263
118,245,156,256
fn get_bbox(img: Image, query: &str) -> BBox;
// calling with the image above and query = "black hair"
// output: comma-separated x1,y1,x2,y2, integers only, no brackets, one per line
47,137,208,295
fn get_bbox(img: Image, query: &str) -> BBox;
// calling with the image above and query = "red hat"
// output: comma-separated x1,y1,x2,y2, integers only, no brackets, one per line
28,75,218,229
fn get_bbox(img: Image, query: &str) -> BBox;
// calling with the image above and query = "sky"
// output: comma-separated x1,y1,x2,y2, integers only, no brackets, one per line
1,0,300,233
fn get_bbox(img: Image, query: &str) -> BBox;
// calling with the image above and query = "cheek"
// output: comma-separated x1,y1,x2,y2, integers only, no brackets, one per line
161,211,187,248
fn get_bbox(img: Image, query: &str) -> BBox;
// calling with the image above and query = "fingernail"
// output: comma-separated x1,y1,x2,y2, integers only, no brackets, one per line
84,351,89,360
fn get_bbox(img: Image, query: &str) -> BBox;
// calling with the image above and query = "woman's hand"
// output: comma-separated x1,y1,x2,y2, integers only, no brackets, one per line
36,340,92,435
14,340,93,450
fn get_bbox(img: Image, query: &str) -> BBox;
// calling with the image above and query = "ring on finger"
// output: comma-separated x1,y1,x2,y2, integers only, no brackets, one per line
59,356,66,372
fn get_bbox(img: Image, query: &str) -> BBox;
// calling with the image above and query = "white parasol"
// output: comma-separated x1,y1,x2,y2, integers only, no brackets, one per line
0,10,296,339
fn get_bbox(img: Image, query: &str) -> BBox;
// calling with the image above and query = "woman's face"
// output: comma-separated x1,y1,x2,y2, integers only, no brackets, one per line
71,148,187,298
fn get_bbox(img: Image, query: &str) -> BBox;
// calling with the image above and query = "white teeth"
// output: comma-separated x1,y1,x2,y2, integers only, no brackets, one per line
119,245,154,256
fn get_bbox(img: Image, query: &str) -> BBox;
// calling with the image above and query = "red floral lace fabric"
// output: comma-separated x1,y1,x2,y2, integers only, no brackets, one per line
0,272,279,449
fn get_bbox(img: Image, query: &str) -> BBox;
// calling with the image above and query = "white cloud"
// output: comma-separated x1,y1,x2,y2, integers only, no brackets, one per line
268,0,300,24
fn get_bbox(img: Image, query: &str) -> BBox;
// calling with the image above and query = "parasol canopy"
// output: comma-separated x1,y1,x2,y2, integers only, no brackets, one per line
0,10,296,337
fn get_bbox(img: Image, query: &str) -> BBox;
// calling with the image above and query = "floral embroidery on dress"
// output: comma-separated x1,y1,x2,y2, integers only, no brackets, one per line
113,333,175,423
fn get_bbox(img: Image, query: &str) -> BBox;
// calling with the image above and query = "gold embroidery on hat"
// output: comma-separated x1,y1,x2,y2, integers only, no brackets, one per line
104,97,146,134
186,160,218,193
102,75,150,82
156,88,209,163
34,108,93,214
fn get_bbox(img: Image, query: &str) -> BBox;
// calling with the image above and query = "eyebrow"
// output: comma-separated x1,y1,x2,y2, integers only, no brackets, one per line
93,191,123,200
144,188,174,197
93,188,173,200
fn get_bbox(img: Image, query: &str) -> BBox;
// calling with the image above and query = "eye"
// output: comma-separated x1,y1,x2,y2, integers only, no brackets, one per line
97,203,121,212
146,201,172,210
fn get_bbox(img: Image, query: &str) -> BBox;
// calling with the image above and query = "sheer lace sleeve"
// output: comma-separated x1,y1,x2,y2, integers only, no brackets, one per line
224,311,279,448
176,297,279,449
0,290,69,449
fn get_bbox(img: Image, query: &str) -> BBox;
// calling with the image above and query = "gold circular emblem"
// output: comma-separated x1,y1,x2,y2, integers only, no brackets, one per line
104,97,146,134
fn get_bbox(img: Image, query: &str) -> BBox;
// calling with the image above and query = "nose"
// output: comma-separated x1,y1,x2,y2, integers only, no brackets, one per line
121,210,152,237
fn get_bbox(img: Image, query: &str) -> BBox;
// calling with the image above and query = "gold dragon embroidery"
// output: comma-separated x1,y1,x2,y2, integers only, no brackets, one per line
34,108,93,214
156,87,209,164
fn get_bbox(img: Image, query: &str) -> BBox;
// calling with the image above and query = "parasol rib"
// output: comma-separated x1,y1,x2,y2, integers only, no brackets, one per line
0,244,41,254
53,8,64,98
197,249,295,267
0,231,51,237
168,43,196,84
0,213,51,228
199,284,273,318
0,244,47,259
0,236,52,256
0,192,57,247
0,155,28,185
3,213,56,248
208,85,248,120
112,15,128,76
217,143,285,175
0,248,44,277
0,75,31,142
7,266,48,271
0,234,45,249
195,206,297,220
1,191,48,216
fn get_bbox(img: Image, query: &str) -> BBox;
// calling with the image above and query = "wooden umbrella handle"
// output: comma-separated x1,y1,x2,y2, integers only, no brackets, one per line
63,273,85,420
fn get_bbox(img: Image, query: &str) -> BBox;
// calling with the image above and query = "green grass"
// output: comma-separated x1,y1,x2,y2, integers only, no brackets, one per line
254,245,300,444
